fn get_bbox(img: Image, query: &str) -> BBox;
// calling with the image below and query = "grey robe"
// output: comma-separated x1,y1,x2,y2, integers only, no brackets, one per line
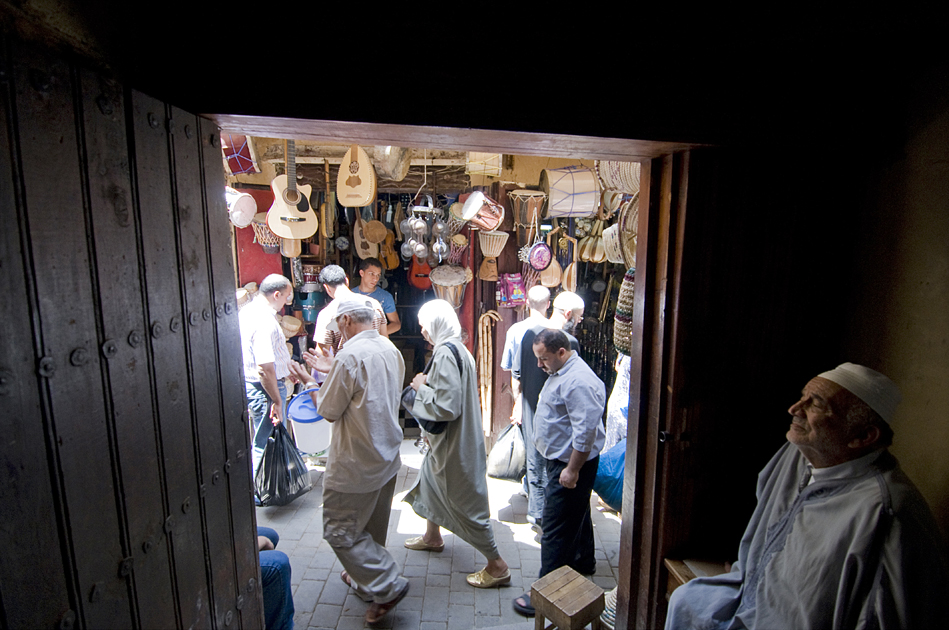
404,339,499,560
665,443,949,630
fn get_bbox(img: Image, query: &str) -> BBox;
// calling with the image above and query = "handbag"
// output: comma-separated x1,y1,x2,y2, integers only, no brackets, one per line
254,422,312,507
486,423,527,482
402,341,464,435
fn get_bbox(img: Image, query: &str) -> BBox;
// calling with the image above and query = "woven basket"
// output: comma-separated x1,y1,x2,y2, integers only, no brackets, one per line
280,315,303,338
596,160,641,194
613,268,636,356
618,193,639,269
602,223,625,264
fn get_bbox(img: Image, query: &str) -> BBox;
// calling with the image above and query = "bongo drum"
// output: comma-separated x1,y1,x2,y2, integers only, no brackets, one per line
540,166,601,218
508,189,547,227
430,264,471,310
251,212,280,254
225,186,257,228
461,191,505,231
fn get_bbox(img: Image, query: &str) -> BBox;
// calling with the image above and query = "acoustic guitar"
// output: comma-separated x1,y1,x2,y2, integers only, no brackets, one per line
267,139,318,239
336,144,376,208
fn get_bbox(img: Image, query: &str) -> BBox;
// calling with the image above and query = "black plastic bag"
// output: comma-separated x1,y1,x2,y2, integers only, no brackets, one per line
254,421,311,507
486,423,527,482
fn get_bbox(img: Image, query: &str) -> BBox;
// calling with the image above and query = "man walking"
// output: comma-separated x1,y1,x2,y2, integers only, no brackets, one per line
513,328,606,617
239,274,294,476
290,297,409,625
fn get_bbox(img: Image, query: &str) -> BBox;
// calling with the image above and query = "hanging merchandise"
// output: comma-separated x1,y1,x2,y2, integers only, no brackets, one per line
478,230,509,281
336,144,377,208
603,222,626,264
618,192,640,269
478,310,502,434
461,191,505,231
430,265,472,311
221,133,260,175
447,233,469,265
497,273,527,308
225,186,257,228
251,212,280,254
540,166,601,218
595,160,641,195
613,268,636,356
267,140,318,240
560,233,580,292
540,226,563,288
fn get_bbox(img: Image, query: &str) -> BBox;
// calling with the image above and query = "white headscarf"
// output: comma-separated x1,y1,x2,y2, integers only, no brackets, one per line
417,299,462,347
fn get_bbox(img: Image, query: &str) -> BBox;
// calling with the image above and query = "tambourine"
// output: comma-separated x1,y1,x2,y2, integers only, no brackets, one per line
528,240,553,271
461,191,505,231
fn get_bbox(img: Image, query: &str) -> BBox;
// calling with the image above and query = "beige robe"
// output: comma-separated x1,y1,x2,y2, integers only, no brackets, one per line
404,339,499,560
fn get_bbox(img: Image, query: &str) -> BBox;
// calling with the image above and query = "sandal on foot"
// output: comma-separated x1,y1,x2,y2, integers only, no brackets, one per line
467,568,511,588
365,581,410,624
403,535,445,552
513,592,535,617
340,570,372,603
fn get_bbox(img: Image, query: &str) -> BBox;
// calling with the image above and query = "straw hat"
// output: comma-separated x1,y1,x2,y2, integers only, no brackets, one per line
280,315,303,338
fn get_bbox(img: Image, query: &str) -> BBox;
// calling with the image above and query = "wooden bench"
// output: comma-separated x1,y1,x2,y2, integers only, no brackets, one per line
532,565,605,630
663,558,730,600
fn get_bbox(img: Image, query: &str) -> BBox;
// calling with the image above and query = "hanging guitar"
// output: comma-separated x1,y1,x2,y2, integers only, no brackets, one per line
336,144,376,208
408,255,432,290
267,139,318,240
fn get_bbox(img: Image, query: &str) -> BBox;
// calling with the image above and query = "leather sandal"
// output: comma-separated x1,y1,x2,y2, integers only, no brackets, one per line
466,567,511,588
365,580,410,624
340,570,372,603
403,535,445,552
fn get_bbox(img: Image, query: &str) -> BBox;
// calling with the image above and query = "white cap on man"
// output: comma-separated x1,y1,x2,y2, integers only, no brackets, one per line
326,297,375,333
817,363,902,423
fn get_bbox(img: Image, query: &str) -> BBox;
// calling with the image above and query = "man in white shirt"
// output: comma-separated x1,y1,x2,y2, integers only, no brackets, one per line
239,274,294,476
289,297,409,625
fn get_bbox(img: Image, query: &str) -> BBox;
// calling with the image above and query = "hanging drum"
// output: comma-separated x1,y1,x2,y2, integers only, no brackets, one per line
251,212,280,254
508,189,547,227
477,230,509,281
225,186,257,228
461,191,505,230
540,166,601,218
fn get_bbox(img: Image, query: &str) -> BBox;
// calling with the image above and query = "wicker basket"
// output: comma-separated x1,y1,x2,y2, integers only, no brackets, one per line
602,223,625,264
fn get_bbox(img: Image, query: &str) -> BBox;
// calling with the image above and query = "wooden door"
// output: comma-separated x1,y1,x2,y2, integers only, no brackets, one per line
0,31,263,628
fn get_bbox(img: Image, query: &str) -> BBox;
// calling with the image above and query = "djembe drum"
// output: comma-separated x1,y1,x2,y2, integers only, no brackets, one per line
477,230,509,281
251,212,280,254
429,264,472,311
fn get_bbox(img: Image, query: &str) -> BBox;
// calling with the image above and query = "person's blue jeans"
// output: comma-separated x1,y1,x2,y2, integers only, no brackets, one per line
540,455,599,578
247,380,287,474
258,526,294,630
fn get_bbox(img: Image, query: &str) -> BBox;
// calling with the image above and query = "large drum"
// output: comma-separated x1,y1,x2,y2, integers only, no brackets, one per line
508,189,547,227
540,166,601,218
430,264,472,310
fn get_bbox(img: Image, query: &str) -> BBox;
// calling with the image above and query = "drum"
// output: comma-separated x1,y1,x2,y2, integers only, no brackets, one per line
461,191,505,231
225,186,257,228
251,212,280,254
508,189,547,227
221,134,259,175
477,230,509,258
540,166,601,218
430,264,472,310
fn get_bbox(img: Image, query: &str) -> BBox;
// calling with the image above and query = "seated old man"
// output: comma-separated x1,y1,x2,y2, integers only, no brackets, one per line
666,363,949,630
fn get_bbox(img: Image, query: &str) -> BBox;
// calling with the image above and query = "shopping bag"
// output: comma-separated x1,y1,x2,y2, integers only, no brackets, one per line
593,438,625,512
486,423,527,482
254,421,311,507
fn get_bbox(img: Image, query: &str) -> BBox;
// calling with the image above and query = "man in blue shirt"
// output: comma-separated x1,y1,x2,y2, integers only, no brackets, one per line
513,328,606,617
352,257,400,335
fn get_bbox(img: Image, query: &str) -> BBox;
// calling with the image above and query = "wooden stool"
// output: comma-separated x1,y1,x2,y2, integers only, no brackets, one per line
532,565,605,630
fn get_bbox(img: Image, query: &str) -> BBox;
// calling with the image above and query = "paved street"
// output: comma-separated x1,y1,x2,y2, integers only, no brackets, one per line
256,438,622,629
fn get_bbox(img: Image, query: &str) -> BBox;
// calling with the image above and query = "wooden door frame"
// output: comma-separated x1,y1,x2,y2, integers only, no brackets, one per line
207,114,702,628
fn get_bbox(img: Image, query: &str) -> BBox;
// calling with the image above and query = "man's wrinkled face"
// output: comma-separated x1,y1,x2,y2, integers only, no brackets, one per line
786,377,854,467
359,265,382,291
533,341,569,375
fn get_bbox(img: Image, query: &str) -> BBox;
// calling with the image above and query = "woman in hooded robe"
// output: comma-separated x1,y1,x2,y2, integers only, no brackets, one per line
403,299,511,588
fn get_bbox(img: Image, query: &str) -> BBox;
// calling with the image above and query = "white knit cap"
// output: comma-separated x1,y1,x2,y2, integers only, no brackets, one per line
817,363,902,423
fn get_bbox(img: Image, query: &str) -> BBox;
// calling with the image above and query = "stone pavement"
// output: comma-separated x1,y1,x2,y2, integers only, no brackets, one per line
256,439,622,629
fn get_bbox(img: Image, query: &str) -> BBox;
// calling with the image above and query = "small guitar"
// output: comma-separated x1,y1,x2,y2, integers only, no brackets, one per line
352,206,379,260
267,139,318,239
408,255,432,290
336,144,376,208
